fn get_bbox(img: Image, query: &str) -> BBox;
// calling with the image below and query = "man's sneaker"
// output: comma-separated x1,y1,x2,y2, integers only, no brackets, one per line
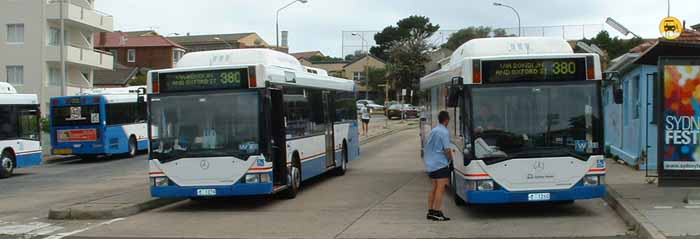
429,211,450,221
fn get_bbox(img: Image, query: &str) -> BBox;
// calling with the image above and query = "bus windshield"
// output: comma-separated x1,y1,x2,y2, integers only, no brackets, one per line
470,83,601,163
150,91,260,163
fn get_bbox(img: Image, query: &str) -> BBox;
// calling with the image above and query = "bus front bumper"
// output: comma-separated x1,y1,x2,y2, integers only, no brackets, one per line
465,185,606,204
151,183,274,198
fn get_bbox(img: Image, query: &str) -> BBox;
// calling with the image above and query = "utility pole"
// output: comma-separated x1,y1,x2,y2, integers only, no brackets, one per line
60,0,66,96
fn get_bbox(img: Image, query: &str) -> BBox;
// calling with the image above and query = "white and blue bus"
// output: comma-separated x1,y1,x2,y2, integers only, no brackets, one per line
50,87,148,159
420,37,606,204
147,49,360,199
0,83,41,178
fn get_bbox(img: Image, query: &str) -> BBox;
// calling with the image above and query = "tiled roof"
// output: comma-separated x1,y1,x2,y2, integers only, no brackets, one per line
290,51,324,60
93,64,139,86
168,33,255,44
95,32,185,49
629,30,700,53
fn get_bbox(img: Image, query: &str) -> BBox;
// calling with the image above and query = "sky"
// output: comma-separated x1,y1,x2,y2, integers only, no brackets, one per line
95,0,700,57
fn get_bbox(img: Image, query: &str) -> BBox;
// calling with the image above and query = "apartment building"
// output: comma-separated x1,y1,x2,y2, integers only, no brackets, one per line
0,0,114,114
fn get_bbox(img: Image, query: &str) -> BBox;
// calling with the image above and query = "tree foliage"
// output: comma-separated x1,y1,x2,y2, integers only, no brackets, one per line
441,26,511,50
366,67,388,92
576,30,644,61
370,16,439,99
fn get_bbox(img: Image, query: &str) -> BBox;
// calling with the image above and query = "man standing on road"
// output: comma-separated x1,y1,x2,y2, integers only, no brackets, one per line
360,103,370,136
423,111,452,221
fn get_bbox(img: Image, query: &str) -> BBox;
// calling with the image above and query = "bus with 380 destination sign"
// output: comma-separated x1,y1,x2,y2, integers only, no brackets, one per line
420,37,606,205
147,48,359,199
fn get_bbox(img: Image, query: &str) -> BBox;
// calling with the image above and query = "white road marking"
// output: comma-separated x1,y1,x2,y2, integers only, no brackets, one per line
0,222,55,235
653,206,674,209
44,218,125,239
684,205,700,209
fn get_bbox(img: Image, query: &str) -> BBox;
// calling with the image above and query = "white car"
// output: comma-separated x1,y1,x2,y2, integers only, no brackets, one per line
356,100,385,111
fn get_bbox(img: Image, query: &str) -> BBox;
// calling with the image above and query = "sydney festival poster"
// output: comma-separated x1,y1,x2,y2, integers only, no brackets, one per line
663,64,700,170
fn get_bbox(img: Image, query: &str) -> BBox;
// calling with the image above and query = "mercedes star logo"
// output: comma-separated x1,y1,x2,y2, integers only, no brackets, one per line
533,161,545,171
200,160,210,170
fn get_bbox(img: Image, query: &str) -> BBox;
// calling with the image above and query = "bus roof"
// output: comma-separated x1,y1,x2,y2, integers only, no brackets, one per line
0,82,17,94
450,37,573,63
150,48,355,92
0,82,38,105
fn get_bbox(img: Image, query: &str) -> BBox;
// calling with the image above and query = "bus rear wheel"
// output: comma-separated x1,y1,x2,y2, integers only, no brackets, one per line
333,144,347,176
0,150,15,178
127,137,137,158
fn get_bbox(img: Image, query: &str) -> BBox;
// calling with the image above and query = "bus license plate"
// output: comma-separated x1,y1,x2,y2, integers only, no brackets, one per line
54,149,72,155
528,193,550,201
196,189,216,196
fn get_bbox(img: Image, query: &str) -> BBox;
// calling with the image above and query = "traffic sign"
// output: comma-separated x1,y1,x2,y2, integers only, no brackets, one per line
660,16,683,40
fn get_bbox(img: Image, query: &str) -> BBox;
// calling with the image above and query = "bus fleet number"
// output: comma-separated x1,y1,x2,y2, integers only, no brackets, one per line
552,62,576,75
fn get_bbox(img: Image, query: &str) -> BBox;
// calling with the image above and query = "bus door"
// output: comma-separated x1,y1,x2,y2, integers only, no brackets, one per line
270,89,288,185
322,91,335,168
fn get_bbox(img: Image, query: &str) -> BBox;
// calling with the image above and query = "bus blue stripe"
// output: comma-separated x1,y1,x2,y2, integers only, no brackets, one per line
15,152,42,168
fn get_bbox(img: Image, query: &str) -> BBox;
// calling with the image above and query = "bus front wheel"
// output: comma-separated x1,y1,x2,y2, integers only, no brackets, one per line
281,158,301,199
0,150,15,178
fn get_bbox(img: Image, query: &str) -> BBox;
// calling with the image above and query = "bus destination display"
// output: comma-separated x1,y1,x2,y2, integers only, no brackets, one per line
482,58,586,84
159,68,249,92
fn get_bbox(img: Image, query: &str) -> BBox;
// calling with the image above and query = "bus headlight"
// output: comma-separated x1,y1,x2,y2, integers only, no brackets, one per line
259,174,271,183
245,174,260,184
477,180,495,191
583,175,600,186
153,177,169,187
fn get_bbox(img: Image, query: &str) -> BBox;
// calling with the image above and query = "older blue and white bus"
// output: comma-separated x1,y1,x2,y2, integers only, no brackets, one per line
420,37,606,204
147,49,359,199
0,83,41,178
50,87,147,159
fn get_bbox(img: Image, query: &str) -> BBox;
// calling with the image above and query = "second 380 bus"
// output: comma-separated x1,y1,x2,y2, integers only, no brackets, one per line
147,49,359,199
420,37,606,204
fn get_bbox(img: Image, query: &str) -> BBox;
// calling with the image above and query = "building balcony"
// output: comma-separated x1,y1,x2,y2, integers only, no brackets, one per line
46,0,113,32
46,45,114,70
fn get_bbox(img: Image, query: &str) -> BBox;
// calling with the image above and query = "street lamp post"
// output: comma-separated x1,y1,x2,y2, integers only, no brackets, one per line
276,0,308,48
493,2,521,37
213,37,234,49
351,32,369,100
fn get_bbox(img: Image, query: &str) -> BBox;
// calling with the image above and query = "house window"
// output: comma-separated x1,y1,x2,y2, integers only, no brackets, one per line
127,49,136,63
6,65,24,85
631,75,640,120
7,24,24,44
48,27,60,46
172,49,185,64
48,67,61,86
353,71,364,81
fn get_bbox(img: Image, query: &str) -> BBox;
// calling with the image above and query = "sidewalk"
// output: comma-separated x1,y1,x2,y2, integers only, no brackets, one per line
605,159,700,239
359,118,417,143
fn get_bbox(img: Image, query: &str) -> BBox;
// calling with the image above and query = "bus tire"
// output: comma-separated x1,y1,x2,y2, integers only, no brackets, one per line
127,136,137,158
281,154,301,199
333,142,348,176
0,149,16,179
452,171,466,206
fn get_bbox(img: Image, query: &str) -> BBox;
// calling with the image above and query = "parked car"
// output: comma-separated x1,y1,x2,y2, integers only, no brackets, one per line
386,104,419,119
402,104,419,118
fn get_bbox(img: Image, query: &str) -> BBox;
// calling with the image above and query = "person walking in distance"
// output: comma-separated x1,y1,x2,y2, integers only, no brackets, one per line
423,111,453,221
360,103,370,136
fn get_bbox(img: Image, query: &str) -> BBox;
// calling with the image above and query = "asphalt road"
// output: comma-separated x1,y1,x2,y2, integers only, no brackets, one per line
0,154,148,238
70,129,631,239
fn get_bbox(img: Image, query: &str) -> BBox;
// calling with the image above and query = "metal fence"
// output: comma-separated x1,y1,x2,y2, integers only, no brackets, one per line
341,24,603,57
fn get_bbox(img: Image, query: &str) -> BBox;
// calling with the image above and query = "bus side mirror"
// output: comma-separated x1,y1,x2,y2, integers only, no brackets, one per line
447,76,463,108
614,88,624,105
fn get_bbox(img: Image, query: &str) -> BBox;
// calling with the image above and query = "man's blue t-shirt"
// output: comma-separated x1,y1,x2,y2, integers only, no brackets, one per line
423,124,451,173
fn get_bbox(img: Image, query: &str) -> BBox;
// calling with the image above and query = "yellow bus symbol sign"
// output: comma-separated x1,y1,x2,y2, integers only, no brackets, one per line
660,16,683,40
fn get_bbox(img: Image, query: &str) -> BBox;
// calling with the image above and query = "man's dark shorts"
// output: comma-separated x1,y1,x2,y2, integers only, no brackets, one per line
428,166,451,179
